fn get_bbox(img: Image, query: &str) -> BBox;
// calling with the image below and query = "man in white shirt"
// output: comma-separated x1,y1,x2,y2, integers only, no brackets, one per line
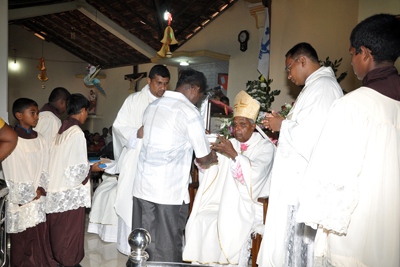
183,91,275,267
34,87,70,145
110,65,170,255
257,43,343,267
131,69,218,262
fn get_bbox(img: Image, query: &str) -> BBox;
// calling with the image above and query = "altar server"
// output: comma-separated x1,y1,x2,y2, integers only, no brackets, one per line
183,91,275,266
34,87,70,145
2,98,57,267
296,14,400,267
112,65,170,255
47,94,103,267
258,43,343,267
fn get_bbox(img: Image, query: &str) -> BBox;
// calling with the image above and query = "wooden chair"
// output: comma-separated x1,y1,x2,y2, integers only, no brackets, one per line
251,196,269,267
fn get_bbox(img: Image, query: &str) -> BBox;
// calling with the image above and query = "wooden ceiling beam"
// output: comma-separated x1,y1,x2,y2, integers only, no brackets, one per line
90,0,158,44
63,12,145,63
31,19,111,63
112,0,159,32
42,16,118,61
9,0,79,21
152,0,165,39
23,21,100,66
172,0,197,21
129,0,157,17
52,13,128,62
76,0,157,59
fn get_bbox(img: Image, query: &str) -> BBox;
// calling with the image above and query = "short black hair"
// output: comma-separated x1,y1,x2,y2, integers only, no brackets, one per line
12,98,38,119
350,14,400,63
285,42,319,63
48,87,71,103
176,68,208,94
67,93,90,115
149,65,170,80
220,96,229,103
102,127,108,131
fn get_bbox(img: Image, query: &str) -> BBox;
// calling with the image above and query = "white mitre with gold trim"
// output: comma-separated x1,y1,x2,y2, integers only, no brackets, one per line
233,90,260,122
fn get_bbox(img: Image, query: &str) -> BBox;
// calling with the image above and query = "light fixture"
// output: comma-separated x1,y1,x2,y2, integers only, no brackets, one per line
164,11,170,21
9,49,19,71
180,61,189,66
34,33,45,40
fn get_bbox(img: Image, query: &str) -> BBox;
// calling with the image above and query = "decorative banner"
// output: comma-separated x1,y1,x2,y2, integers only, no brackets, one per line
258,7,270,79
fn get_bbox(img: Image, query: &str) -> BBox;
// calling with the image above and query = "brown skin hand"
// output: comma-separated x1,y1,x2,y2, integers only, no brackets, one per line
33,189,42,200
211,116,255,159
0,123,18,161
137,126,144,139
262,110,285,132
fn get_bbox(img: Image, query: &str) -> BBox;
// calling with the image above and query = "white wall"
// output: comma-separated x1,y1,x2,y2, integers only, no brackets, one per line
178,0,359,111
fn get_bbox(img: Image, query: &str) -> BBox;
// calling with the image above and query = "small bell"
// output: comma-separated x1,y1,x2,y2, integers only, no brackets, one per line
36,57,46,71
38,70,49,82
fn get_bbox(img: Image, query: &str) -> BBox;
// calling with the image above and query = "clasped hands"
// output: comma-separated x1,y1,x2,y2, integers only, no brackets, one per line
262,110,285,132
210,134,238,160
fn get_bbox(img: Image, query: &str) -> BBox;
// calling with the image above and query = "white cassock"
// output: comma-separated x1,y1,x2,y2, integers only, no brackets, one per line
34,110,61,145
296,87,400,267
112,85,156,255
257,67,343,267
88,173,118,242
183,132,275,266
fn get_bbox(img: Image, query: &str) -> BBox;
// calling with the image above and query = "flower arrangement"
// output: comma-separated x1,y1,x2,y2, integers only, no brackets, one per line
277,102,294,118
245,76,280,112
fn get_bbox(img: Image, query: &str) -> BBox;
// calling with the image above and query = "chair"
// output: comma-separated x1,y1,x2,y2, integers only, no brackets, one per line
251,196,269,267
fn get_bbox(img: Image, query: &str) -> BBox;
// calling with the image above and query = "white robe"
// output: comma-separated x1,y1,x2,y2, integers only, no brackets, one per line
296,87,400,267
34,111,61,146
257,67,343,267
47,125,91,214
1,134,49,233
183,133,275,266
112,85,155,255
88,173,118,242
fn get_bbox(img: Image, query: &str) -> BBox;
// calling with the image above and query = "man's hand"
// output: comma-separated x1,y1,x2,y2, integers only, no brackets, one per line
211,134,238,160
92,162,105,172
211,150,218,164
262,110,285,133
137,126,144,139
33,189,42,200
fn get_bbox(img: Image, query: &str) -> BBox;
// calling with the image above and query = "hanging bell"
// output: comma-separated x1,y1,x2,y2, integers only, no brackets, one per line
36,57,46,71
38,70,49,82
157,26,178,58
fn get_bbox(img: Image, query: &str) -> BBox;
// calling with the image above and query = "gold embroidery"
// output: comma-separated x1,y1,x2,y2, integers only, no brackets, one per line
234,99,248,112
202,167,219,195
217,221,239,265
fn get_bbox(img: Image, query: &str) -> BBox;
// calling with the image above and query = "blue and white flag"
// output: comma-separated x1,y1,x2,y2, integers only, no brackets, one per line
258,7,270,79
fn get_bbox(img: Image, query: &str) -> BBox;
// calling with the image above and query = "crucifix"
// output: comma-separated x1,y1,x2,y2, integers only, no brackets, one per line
125,65,147,93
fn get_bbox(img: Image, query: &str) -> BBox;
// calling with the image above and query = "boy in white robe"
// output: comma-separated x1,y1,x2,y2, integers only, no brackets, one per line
258,43,343,267
297,14,400,267
47,93,103,267
183,91,275,266
2,98,57,267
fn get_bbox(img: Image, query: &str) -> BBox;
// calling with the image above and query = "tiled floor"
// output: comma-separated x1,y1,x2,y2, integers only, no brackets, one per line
82,215,129,267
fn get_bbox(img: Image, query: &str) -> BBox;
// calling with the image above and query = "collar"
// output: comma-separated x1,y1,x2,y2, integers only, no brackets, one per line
146,85,158,101
39,103,60,119
17,124,31,134
305,66,334,85
362,66,397,85
165,91,196,107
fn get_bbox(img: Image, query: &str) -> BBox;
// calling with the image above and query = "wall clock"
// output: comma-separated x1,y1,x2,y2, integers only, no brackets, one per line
238,30,249,52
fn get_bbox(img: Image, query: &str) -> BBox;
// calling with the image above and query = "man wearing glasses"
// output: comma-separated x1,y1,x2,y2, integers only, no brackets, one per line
258,42,343,267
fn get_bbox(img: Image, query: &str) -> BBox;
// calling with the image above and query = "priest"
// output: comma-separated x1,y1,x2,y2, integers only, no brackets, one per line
34,87,70,145
297,14,400,267
112,65,170,255
258,43,343,267
183,90,275,266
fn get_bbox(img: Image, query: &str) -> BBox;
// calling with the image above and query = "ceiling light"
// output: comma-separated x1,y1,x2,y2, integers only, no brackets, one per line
211,12,219,19
34,33,45,40
220,4,228,11
180,61,189,66
201,20,210,26
186,33,193,39
164,11,170,21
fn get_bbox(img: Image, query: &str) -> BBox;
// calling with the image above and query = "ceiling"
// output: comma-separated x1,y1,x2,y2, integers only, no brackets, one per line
8,0,238,69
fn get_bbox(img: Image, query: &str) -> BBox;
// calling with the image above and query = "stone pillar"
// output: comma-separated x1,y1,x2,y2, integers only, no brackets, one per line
0,0,8,122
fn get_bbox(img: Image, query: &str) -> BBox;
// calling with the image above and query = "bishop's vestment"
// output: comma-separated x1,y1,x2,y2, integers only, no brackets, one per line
183,132,275,266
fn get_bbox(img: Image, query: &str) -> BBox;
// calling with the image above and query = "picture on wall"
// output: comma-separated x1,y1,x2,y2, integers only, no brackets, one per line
88,89,97,115
218,73,228,92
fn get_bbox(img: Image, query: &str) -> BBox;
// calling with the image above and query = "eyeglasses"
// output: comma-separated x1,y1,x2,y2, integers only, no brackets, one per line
285,56,301,73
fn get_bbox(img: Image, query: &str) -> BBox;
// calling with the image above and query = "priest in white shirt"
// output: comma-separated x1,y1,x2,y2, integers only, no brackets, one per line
183,90,275,267
297,14,400,267
257,43,343,267
130,69,218,263
110,65,170,255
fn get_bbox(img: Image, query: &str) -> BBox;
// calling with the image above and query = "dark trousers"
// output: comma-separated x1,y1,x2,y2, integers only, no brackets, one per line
129,196,189,263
